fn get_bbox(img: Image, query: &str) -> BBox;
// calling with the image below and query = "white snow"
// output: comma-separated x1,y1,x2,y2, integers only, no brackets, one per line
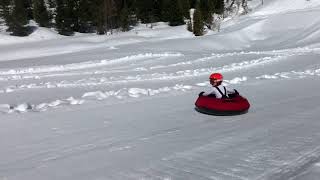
253,0,320,16
1,0,320,179
0,26,61,45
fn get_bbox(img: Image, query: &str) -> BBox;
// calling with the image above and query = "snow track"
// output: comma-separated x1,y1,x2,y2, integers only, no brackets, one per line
0,47,320,114
0,52,183,75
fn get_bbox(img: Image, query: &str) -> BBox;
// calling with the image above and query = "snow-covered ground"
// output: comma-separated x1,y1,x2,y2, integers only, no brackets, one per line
1,0,320,179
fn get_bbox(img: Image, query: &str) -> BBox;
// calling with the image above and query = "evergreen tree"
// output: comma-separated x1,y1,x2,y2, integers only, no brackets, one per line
0,0,11,27
24,0,33,20
127,0,137,27
55,0,74,36
66,0,79,32
10,0,30,36
1,0,222,36
208,0,216,14
190,0,197,8
152,0,161,22
241,0,249,14
193,4,204,36
33,0,51,27
187,19,192,32
215,0,225,14
78,0,94,33
136,0,153,23
92,0,106,34
160,0,171,22
120,0,130,31
180,0,191,19
47,0,55,25
104,0,118,32
48,0,56,8
199,0,211,25
117,0,136,28
168,0,185,26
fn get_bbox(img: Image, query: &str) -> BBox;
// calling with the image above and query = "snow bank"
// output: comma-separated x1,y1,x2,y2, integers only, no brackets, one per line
253,0,320,16
0,27,61,45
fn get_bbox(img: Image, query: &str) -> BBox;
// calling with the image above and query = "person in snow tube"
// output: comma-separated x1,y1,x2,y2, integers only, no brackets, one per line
199,73,236,98
195,73,250,116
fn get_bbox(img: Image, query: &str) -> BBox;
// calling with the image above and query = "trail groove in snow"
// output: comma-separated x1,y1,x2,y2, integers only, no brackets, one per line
1,66,320,114
257,147,320,180
0,47,319,82
1,47,320,114
0,52,183,75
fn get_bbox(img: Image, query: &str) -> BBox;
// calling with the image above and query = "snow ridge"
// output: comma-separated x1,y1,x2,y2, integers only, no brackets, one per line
1,67,320,114
0,52,183,75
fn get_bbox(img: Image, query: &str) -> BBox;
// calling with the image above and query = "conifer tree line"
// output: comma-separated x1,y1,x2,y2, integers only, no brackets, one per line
0,0,227,37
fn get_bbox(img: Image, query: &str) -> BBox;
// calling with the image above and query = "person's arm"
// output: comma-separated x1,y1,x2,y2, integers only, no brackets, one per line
203,90,217,97
199,91,215,96
226,88,235,94
198,91,205,96
226,87,239,96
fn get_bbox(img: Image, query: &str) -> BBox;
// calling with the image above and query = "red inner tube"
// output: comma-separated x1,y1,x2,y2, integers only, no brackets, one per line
195,95,250,113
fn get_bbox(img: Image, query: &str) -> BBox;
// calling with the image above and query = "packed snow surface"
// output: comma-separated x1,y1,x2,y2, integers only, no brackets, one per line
1,0,320,179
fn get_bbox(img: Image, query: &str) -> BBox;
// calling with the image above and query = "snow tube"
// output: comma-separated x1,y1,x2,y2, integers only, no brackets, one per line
195,94,250,116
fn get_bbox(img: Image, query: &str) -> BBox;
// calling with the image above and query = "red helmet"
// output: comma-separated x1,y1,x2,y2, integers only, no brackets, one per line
210,73,223,81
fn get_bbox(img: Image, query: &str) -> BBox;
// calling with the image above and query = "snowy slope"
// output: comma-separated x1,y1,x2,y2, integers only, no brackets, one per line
1,0,320,179
253,0,320,15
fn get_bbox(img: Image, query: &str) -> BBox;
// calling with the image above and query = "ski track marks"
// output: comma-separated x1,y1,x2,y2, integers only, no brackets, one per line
0,47,320,114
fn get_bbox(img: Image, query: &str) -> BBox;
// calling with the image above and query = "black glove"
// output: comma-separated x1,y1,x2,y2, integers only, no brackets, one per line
198,91,205,96
234,89,239,95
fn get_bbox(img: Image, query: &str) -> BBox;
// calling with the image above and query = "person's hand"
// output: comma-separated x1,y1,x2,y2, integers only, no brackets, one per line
234,89,239,95
199,91,205,96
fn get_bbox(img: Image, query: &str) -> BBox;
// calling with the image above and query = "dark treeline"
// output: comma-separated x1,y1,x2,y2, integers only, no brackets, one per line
0,0,226,36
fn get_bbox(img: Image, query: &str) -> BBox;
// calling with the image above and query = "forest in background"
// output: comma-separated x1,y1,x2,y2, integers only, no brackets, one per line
0,0,249,36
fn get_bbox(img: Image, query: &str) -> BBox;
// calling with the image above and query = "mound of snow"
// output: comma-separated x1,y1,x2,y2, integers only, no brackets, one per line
12,103,33,113
82,91,109,100
0,26,61,45
0,104,11,113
